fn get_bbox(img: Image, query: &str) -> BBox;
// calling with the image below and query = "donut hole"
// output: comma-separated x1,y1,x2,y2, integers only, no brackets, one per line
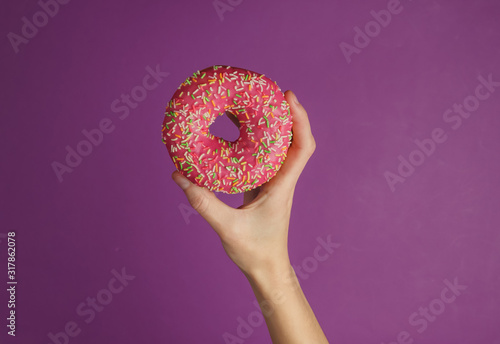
208,111,241,142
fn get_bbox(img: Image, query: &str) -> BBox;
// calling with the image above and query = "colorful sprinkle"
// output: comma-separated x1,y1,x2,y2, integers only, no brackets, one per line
161,66,292,194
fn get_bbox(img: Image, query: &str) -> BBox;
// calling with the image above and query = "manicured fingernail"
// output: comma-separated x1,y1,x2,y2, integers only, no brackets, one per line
173,173,191,190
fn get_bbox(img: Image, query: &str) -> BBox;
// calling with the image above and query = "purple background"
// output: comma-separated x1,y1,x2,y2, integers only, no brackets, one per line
1,0,500,343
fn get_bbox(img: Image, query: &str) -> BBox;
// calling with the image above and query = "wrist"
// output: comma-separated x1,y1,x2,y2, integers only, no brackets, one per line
244,262,305,322
244,260,300,296
243,257,292,284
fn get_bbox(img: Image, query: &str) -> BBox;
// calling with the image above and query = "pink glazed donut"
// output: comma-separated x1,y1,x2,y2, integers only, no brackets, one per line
161,65,292,194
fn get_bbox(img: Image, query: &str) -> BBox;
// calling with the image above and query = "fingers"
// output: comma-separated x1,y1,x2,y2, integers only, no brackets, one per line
172,171,233,234
266,90,316,191
285,90,316,154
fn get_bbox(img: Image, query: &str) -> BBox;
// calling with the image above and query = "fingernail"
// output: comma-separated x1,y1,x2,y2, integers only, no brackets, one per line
292,92,300,105
173,173,191,190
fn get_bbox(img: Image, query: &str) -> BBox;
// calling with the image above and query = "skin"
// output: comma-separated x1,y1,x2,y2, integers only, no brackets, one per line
172,90,329,343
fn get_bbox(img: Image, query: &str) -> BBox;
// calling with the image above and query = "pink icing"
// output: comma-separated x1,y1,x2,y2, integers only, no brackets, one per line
162,65,292,194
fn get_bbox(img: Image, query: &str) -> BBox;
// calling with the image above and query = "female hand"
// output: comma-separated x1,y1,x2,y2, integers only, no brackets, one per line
172,90,316,277
172,90,329,343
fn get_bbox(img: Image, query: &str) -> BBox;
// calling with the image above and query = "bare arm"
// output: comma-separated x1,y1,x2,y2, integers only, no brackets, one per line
245,262,329,343
172,90,329,343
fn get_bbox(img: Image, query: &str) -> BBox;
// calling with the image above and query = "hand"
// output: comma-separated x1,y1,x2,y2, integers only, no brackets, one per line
173,91,329,344
172,90,316,277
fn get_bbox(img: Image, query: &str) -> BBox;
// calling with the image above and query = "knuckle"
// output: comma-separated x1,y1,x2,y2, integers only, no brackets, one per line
307,136,316,156
190,194,210,214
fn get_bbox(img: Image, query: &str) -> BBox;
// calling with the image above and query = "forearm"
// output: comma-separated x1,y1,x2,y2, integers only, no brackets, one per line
245,262,329,344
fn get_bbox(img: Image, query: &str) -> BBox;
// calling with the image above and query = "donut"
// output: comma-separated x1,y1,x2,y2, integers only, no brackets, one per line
162,65,292,194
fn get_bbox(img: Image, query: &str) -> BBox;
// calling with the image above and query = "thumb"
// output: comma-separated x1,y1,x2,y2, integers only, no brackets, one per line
172,171,233,233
